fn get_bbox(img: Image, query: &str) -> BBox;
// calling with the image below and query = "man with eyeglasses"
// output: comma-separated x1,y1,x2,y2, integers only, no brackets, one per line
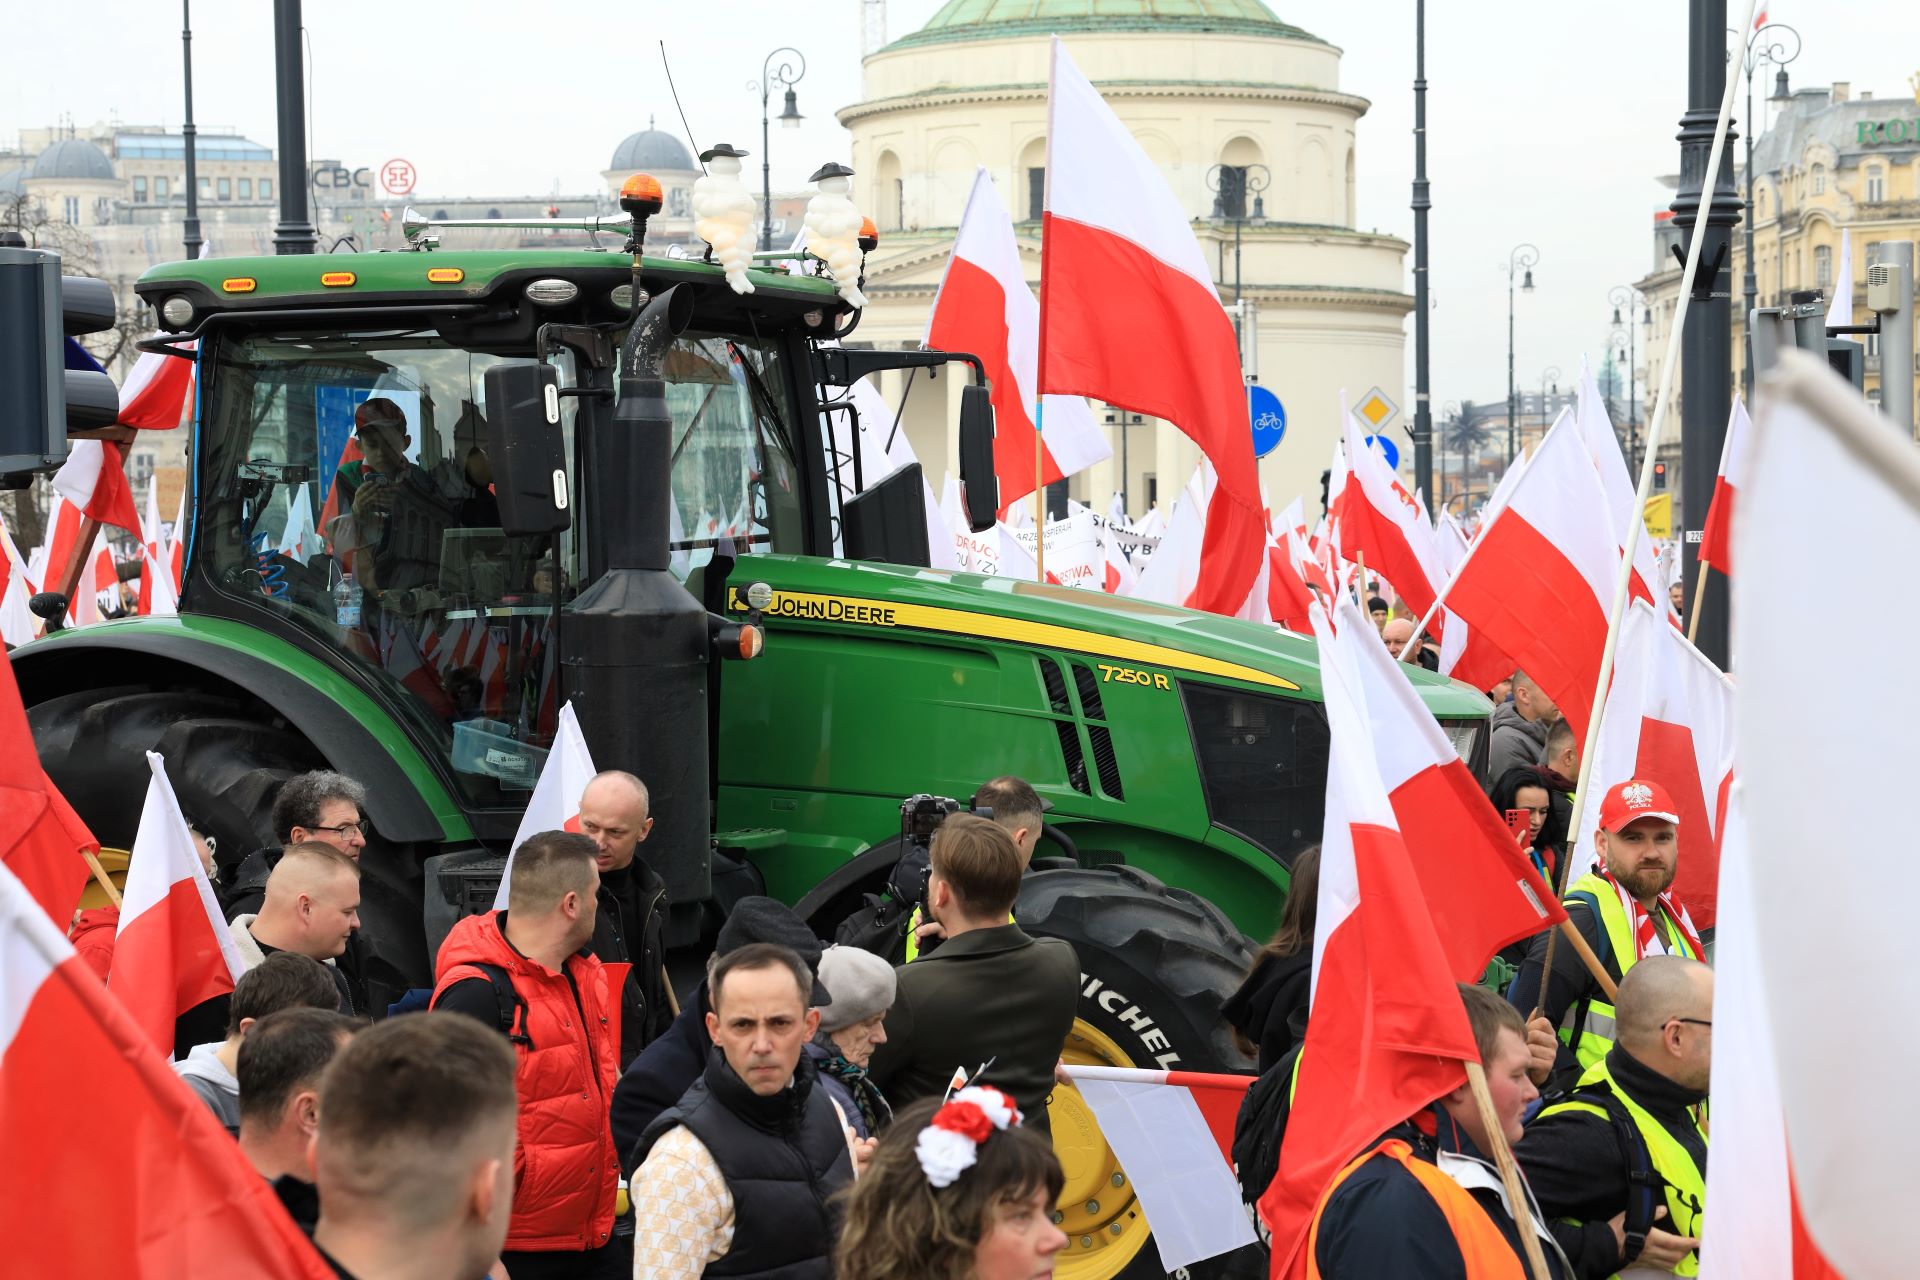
1517,956,1712,1277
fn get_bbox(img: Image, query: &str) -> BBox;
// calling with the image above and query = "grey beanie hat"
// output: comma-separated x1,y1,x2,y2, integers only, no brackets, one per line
814,945,897,1032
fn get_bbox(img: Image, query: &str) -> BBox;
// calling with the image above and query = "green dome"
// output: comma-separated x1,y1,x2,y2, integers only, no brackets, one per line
887,0,1323,50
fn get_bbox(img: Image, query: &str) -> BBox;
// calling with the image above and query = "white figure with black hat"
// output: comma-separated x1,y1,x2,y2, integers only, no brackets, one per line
694,143,757,295
803,161,868,309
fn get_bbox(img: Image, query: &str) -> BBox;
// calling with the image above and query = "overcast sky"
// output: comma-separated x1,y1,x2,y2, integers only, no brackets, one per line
7,1,1912,408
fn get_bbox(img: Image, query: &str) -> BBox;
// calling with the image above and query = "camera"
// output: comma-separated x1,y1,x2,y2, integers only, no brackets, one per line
899,794,966,849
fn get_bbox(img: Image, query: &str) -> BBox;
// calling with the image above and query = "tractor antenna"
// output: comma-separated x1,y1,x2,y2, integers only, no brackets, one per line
660,41,707,175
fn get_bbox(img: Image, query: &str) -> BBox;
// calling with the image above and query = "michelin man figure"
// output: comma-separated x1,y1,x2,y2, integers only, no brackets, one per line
802,162,868,309
694,143,757,295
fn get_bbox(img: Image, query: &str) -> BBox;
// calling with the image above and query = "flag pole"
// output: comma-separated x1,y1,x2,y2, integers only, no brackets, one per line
1033,397,1047,582
82,850,122,908
1465,1061,1553,1280
1686,566,1711,644
1552,0,1752,918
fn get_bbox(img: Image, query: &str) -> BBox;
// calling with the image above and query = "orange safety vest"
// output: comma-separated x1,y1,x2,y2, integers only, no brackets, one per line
1306,1138,1526,1280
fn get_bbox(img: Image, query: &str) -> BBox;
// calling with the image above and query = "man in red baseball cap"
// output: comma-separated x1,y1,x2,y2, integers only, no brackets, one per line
1507,778,1706,1093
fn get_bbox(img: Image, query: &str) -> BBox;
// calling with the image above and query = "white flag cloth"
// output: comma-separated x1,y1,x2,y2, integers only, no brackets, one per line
493,703,597,910
1060,1065,1255,1270
1825,227,1852,329
1731,351,1907,1277
1575,359,1668,615
0,513,39,646
1131,464,1209,606
278,488,323,565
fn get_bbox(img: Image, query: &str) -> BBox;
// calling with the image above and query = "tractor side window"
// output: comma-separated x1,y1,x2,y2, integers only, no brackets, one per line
659,331,805,587
199,329,580,806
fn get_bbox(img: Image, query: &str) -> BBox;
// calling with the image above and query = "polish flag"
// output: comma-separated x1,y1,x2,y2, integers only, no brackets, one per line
1575,365,1666,613
0,860,335,1278
1336,592,1562,976
0,653,95,927
1101,524,1139,595
1726,354,1915,1278
1039,40,1261,616
1566,600,1734,927
1442,414,1620,743
1267,533,1317,633
1260,598,1483,1276
278,486,324,565
167,485,186,594
117,347,195,432
0,515,39,647
927,167,1108,512
1697,396,1751,576
1341,415,1446,620
1061,1065,1256,1270
52,440,141,539
1131,465,1207,607
109,753,245,1056
493,702,597,909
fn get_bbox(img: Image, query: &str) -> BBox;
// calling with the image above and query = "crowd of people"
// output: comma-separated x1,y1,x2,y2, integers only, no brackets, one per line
79,628,1715,1279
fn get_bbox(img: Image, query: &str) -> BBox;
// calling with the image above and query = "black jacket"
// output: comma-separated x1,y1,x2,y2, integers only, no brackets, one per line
611,985,713,1176
1505,898,1619,1094
865,922,1078,1135
1312,1111,1576,1280
1515,1048,1709,1280
591,860,672,1069
635,1046,853,1280
1221,949,1311,1075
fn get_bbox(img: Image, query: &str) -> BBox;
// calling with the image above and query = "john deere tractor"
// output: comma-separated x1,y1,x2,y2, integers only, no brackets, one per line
8,196,1488,1278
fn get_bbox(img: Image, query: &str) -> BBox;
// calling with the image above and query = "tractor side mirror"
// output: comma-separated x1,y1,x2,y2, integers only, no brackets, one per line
481,362,572,537
843,462,932,567
957,384,998,533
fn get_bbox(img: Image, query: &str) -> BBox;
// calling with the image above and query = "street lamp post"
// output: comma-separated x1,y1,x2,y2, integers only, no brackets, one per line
1732,22,1801,402
1504,244,1539,461
1538,366,1561,443
1205,163,1270,362
753,47,806,252
1610,285,1645,470
1411,0,1435,505
180,1,202,261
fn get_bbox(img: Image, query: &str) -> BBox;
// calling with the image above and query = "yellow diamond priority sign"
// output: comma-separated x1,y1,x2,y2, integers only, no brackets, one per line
1355,387,1399,429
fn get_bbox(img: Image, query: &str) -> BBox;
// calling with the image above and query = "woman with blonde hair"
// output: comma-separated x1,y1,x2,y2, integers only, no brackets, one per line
834,1089,1066,1280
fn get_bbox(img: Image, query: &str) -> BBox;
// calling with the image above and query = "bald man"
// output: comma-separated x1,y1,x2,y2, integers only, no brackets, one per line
578,770,672,1066
1517,957,1712,1277
229,843,362,1014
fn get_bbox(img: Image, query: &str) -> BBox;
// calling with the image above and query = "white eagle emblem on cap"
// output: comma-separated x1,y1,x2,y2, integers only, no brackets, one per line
1623,782,1654,807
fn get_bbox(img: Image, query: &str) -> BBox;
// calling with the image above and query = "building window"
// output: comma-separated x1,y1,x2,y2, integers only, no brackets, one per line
156,175,169,198
1028,167,1044,223
260,177,272,200
133,176,148,203
1867,166,1885,203
63,196,79,223
1815,244,1832,287
216,177,231,200
1811,164,1826,195
238,177,251,199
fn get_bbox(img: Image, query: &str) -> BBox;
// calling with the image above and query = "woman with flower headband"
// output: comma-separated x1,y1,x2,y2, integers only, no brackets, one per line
834,1088,1067,1280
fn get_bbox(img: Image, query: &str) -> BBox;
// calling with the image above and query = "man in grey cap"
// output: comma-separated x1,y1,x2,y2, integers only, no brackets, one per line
804,945,897,1139
610,897,832,1172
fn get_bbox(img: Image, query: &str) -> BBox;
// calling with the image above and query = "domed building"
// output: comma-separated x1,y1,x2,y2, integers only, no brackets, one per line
22,137,122,229
839,0,1410,519
604,121,702,229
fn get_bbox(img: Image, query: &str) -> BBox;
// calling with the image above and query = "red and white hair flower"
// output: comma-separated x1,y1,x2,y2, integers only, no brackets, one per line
914,1085,1022,1188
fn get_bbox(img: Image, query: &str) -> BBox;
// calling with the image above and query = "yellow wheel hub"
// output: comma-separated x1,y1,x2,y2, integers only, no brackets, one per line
1048,1017,1154,1279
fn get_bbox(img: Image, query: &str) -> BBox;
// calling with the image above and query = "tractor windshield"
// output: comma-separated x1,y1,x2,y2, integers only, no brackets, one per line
196,323,805,807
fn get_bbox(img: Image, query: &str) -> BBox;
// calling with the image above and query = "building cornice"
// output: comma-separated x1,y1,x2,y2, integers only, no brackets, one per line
863,277,1411,314
840,80,1370,128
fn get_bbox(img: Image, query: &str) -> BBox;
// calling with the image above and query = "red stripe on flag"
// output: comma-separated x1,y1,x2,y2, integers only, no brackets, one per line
1699,478,1736,575
1635,717,1721,929
110,877,238,1054
1162,1070,1253,1163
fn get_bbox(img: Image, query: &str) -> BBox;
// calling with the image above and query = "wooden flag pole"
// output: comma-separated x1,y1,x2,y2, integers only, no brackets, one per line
82,850,122,908
1465,1060,1553,1280
1033,398,1047,582
1685,565,1712,645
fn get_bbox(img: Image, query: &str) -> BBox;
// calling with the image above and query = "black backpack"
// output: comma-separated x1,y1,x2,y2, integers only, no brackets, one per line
1232,1043,1303,1208
389,962,530,1046
834,845,933,965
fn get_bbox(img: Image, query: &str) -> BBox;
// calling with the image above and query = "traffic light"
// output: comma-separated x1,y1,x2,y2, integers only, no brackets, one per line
1653,461,1667,490
0,235,120,479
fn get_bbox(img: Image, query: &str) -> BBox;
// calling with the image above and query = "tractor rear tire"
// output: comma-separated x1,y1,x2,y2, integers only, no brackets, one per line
1018,864,1264,1280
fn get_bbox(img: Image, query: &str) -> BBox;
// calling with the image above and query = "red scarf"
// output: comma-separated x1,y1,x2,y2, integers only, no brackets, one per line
1600,869,1703,961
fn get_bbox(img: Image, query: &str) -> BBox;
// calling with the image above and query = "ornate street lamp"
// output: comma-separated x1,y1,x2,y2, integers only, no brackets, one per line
751,47,807,251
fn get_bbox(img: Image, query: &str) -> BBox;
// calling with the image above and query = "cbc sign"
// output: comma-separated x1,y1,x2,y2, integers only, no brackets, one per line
310,163,373,191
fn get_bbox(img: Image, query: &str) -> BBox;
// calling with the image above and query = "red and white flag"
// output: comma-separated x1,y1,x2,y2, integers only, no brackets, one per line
137,482,178,617
0,859,335,1277
1728,355,1913,1278
1442,415,1620,743
928,167,1108,512
1567,599,1734,927
0,513,39,647
493,702,597,909
1576,363,1667,613
1426,511,1515,692
1039,40,1262,615
0,653,94,926
52,440,141,538
110,753,245,1055
1340,416,1447,620
1260,599,1484,1277
1697,395,1751,576
278,486,324,565
1060,1065,1256,1270
117,346,195,431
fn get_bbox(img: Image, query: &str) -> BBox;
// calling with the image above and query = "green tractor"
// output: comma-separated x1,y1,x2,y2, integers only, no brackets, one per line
12,203,1489,1278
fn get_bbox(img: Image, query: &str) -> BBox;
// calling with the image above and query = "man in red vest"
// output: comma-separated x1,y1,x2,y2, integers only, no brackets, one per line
432,831,621,1280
